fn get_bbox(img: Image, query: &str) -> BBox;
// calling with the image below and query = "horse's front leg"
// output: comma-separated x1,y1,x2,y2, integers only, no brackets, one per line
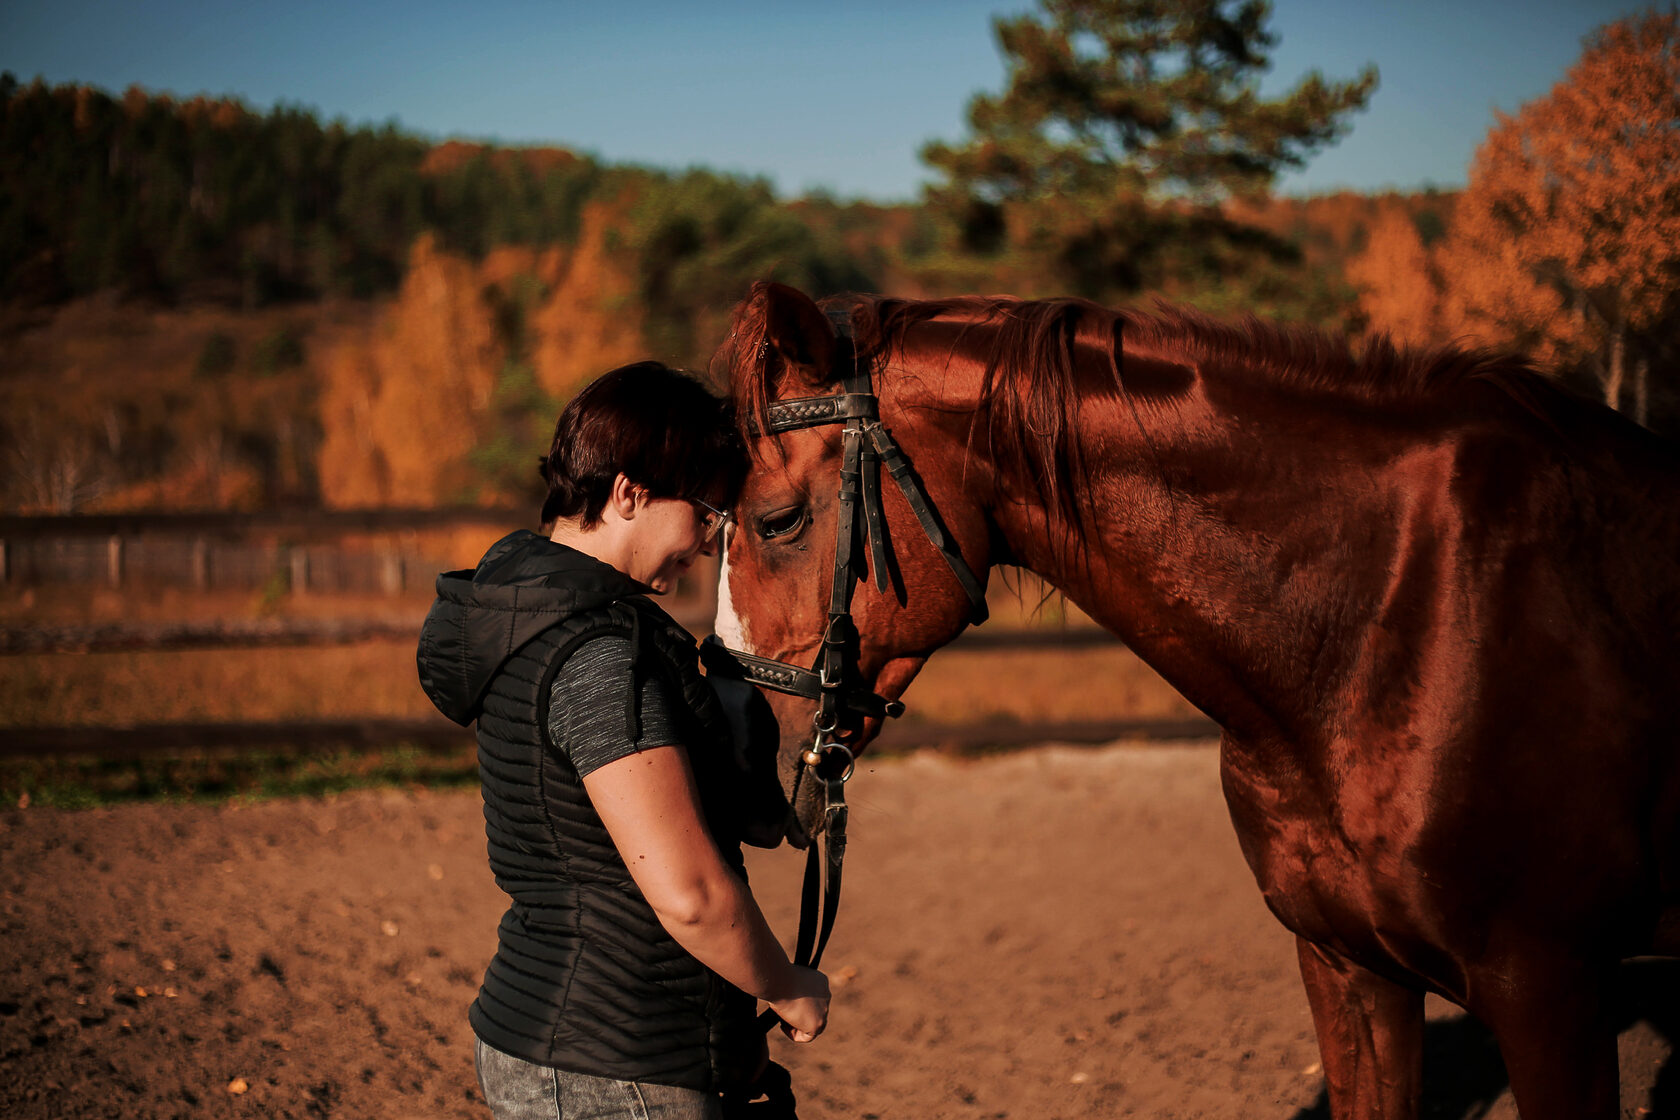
1296,937,1423,1120
1472,952,1618,1120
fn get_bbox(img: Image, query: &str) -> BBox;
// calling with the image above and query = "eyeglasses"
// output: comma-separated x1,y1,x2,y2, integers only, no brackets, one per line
691,497,733,542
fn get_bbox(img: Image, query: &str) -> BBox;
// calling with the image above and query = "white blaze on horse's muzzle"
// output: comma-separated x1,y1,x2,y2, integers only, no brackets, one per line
713,539,750,653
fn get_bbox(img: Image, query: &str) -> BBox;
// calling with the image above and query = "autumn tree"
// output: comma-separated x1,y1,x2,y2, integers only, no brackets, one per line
921,0,1376,303
1347,207,1444,348
1434,10,1680,425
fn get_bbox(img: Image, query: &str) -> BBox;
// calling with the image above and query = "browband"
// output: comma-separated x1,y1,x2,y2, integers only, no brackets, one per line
760,393,879,434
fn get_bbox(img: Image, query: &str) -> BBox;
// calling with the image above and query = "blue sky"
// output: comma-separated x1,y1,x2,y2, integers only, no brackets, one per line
0,0,1640,201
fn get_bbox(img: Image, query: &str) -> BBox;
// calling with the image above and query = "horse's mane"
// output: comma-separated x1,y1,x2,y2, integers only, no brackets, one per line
839,293,1552,546
720,288,1554,553
850,293,1542,405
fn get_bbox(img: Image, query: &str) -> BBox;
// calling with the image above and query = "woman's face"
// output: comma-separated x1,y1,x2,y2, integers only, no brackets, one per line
625,493,722,594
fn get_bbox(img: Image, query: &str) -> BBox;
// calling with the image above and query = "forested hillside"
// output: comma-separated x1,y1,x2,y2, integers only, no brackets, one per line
0,76,1565,514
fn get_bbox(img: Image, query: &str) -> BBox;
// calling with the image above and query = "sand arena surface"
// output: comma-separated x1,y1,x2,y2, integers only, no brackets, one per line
1,742,1673,1119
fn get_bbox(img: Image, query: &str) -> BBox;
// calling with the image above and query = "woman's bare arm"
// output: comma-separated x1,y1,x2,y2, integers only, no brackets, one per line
583,745,829,1041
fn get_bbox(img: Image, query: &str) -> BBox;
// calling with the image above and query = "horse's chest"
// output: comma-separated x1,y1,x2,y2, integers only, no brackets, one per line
1218,746,1431,955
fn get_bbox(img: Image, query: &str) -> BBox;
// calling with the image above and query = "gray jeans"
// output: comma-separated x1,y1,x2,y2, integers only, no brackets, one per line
474,1037,723,1120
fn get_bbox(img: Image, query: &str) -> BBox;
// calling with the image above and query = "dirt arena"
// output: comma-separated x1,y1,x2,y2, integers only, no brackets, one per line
2,741,1674,1120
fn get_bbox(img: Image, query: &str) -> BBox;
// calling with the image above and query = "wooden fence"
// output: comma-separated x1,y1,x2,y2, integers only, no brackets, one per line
0,508,516,596
0,510,1199,762
0,506,719,615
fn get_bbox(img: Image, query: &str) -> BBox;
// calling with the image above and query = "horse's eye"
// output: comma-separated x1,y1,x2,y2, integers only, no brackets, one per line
757,506,806,540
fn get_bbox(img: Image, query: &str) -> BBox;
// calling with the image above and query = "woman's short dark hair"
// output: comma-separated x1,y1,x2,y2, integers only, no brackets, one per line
539,361,749,528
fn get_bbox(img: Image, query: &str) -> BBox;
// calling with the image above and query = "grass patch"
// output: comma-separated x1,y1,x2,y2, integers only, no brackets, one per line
2,742,481,809
1,640,435,727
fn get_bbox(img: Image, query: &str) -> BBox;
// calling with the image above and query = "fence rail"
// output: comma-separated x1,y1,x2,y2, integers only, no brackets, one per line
0,508,523,537
0,507,519,596
1,618,424,654
0,507,723,614
3,535,456,596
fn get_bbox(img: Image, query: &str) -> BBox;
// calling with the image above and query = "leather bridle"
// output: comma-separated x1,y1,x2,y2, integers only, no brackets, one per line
703,308,988,1018
707,309,989,737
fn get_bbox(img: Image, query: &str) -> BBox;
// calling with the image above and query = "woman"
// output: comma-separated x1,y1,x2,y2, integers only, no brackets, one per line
418,361,828,1119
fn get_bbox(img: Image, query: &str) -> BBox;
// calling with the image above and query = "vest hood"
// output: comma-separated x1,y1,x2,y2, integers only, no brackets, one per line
417,529,653,726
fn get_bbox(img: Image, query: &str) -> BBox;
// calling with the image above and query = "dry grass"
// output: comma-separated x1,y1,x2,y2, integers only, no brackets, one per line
0,575,1195,807
1,744,481,808
0,583,438,627
2,562,1191,730
3,639,434,726
2,634,1192,729
899,644,1196,724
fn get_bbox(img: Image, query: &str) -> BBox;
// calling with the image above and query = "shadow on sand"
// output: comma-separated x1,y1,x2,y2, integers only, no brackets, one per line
1288,958,1680,1119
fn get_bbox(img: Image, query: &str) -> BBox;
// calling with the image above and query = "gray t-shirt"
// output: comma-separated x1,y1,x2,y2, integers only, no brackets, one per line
546,633,681,777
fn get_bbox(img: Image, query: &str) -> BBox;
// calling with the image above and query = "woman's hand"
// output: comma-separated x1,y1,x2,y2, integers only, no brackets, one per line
768,965,830,1043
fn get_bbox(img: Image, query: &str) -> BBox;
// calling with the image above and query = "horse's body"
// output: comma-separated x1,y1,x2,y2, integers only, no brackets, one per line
712,283,1680,1119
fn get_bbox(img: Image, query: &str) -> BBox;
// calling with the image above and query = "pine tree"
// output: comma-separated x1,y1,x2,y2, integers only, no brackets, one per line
922,0,1376,301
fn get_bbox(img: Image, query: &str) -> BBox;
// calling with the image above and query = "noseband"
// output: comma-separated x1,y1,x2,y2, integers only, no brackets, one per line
704,309,990,1010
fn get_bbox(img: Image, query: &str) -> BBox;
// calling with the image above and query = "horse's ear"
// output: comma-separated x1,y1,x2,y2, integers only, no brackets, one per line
720,282,838,447
726,281,836,394
760,282,836,386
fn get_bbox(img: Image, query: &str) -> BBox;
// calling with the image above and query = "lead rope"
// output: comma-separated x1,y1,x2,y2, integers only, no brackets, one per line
755,315,872,1036
756,750,852,1035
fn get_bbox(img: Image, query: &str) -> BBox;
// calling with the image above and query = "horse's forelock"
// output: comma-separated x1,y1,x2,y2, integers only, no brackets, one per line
715,285,778,453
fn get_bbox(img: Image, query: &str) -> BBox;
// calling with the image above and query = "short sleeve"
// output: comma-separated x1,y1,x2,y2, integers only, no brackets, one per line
547,634,682,777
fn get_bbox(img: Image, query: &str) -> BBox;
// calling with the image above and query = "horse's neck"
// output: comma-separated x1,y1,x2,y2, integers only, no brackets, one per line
977,363,1372,740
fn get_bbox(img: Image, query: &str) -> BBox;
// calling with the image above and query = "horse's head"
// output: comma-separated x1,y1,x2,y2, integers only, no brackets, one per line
711,281,996,840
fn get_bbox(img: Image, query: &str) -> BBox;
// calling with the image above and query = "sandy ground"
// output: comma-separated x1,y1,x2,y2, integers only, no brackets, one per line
1,741,1674,1120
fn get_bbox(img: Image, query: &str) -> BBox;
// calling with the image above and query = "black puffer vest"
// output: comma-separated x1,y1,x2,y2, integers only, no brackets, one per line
417,530,759,1091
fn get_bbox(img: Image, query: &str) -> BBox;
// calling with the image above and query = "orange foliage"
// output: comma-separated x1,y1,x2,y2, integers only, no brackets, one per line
1230,189,1456,332
1433,11,1680,410
316,210,647,508
72,86,99,132
527,200,647,400
418,140,585,179
317,234,504,507
1228,190,1451,264
1346,209,1442,348
178,95,251,131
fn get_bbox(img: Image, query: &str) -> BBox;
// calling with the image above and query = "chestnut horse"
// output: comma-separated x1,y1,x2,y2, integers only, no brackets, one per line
710,281,1680,1119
